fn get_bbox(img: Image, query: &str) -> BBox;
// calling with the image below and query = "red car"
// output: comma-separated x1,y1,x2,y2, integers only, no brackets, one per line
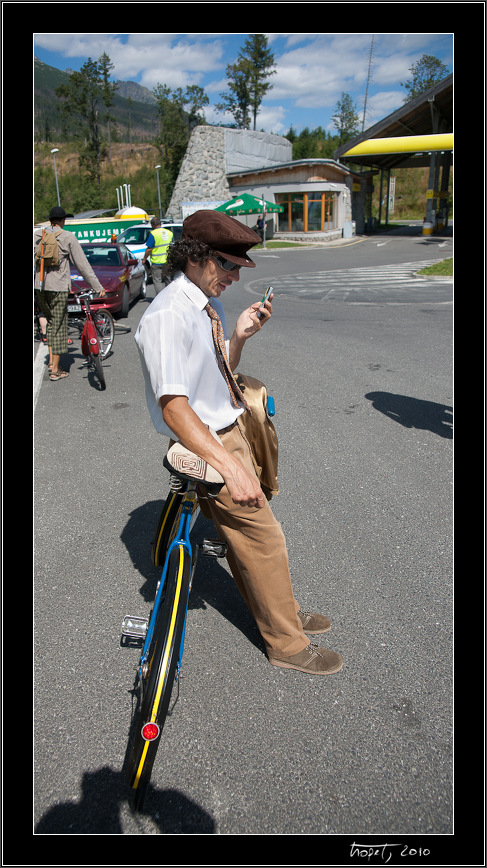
69,242,147,317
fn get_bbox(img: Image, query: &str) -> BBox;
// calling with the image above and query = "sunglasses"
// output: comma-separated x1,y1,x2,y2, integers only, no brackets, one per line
210,252,241,272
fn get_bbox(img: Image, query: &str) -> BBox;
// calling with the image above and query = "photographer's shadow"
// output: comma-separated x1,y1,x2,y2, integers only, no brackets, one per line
34,766,216,834
365,391,452,439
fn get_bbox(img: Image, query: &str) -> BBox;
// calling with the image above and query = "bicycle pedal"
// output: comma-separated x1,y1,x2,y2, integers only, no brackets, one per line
121,615,148,640
199,538,228,558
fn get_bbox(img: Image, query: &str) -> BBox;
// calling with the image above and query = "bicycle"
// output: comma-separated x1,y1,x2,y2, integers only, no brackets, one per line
68,291,115,390
121,461,226,811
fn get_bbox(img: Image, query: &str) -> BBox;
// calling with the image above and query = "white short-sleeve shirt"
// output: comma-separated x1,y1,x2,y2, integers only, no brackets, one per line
134,271,244,437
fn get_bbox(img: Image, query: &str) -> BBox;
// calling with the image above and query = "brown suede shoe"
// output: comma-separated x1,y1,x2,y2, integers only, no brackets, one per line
269,643,343,675
297,610,331,634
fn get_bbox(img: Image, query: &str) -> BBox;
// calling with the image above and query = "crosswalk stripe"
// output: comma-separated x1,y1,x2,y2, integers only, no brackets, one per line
268,261,451,298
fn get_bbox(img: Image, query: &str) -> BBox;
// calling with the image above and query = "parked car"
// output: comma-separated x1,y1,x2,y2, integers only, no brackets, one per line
69,242,147,317
116,221,182,281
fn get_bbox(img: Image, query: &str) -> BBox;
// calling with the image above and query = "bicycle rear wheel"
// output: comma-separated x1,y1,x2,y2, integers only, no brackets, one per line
151,488,199,567
126,543,191,810
151,491,181,567
94,309,115,358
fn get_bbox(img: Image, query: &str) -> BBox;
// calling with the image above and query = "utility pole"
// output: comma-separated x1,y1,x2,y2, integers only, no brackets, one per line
362,35,375,132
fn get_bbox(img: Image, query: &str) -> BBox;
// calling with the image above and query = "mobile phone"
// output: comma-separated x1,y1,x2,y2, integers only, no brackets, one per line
257,285,274,319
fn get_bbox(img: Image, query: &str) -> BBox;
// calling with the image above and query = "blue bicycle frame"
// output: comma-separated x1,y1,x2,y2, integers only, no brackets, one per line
138,485,198,682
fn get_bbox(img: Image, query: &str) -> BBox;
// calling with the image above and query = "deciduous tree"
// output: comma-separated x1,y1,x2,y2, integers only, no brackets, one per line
401,54,450,102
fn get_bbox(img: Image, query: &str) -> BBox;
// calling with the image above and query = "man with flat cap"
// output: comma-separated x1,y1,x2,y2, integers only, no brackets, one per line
135,210,342,675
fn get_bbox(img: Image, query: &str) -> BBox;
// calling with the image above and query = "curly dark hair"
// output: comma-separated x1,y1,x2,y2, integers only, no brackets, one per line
165,237,211,279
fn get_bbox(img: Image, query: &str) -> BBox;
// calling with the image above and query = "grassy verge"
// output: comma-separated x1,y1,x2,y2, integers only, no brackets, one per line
417,258,453,277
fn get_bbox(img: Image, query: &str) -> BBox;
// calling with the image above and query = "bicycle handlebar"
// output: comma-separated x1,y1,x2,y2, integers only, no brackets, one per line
75,290,99,300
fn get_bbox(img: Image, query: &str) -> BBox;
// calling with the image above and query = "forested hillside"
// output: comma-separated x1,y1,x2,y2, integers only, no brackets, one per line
34,141,164,222
34,56,158,143
34,57,451,225
34,138,447,226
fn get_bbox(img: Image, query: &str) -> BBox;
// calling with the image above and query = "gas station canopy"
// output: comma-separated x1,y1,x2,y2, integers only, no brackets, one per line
334,74,452,171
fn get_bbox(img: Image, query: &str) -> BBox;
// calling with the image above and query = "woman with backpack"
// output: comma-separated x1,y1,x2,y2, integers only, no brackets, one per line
34,206,106,381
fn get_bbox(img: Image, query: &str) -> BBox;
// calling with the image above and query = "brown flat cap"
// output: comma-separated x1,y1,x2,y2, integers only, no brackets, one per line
182,210,261,267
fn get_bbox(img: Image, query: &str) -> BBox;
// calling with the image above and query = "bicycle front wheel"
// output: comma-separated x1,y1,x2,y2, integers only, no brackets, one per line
126,543,191,810
94,309,115,358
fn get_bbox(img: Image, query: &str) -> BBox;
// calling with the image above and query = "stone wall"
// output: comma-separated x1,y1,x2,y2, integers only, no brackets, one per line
166,126,293,219
166,127,231,219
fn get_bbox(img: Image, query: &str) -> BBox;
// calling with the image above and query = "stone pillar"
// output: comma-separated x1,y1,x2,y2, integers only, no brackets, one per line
166,126,232,219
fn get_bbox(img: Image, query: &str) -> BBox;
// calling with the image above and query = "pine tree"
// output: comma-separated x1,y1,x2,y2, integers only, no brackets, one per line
55,56,113,185
332,93,360,145
217,34,275,130
99,52,117,162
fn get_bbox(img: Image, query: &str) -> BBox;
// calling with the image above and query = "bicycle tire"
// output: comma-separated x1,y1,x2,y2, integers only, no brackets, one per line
151,491,181,567
91,350,106,390
94,309,115,358
126,543,191,809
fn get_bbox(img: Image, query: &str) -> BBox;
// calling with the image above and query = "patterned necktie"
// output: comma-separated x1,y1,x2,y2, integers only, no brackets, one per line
205,303,251,413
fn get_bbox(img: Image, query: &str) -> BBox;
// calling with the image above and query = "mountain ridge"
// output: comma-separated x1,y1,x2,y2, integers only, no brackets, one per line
34,56,158,140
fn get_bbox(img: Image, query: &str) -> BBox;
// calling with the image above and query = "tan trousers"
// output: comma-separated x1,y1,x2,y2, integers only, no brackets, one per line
198,423,309,658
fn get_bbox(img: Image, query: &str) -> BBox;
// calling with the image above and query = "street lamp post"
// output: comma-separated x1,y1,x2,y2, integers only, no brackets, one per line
155,165,162,221
51,148,60,207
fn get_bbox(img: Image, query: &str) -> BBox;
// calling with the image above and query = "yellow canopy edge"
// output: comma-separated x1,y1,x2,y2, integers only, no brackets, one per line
342,134,453,157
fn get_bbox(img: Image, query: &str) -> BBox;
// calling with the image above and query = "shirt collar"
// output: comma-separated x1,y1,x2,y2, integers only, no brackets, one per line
177,271,210,312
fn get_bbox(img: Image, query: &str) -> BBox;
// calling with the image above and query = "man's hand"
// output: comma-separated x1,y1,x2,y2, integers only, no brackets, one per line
160,395,265,509
235,295,273,339
221,458,266,509
229,293,273,370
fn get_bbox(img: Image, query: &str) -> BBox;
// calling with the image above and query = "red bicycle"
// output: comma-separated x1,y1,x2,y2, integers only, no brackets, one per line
68,290,114,390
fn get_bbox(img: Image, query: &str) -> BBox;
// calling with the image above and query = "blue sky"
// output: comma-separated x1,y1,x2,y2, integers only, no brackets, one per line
34,32,453,136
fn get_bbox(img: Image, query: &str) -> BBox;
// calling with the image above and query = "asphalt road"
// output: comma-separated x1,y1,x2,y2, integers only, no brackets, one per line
31,226,455,853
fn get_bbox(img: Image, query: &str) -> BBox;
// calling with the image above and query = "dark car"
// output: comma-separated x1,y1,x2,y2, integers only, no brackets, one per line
69,242,147,317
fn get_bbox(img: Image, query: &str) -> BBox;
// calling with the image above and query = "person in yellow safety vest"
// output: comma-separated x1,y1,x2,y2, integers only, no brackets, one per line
142,217,174,294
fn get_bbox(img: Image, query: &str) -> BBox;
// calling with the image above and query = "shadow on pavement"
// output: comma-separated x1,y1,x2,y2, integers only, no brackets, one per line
34,766,216,834
120,503,266,655
365,391,452,439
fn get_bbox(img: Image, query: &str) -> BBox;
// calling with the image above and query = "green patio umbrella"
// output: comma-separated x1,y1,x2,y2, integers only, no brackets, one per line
215,193,283,215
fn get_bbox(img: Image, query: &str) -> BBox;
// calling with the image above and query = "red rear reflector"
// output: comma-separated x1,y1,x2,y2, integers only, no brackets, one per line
141,722,160,741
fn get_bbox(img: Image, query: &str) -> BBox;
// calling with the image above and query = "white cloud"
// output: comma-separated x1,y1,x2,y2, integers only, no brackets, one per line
269,35,377,109
35,32,226,88
364,90,405,122
255,104,288,135
34,32,452,136
35,33,126,64
267,33,450,105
